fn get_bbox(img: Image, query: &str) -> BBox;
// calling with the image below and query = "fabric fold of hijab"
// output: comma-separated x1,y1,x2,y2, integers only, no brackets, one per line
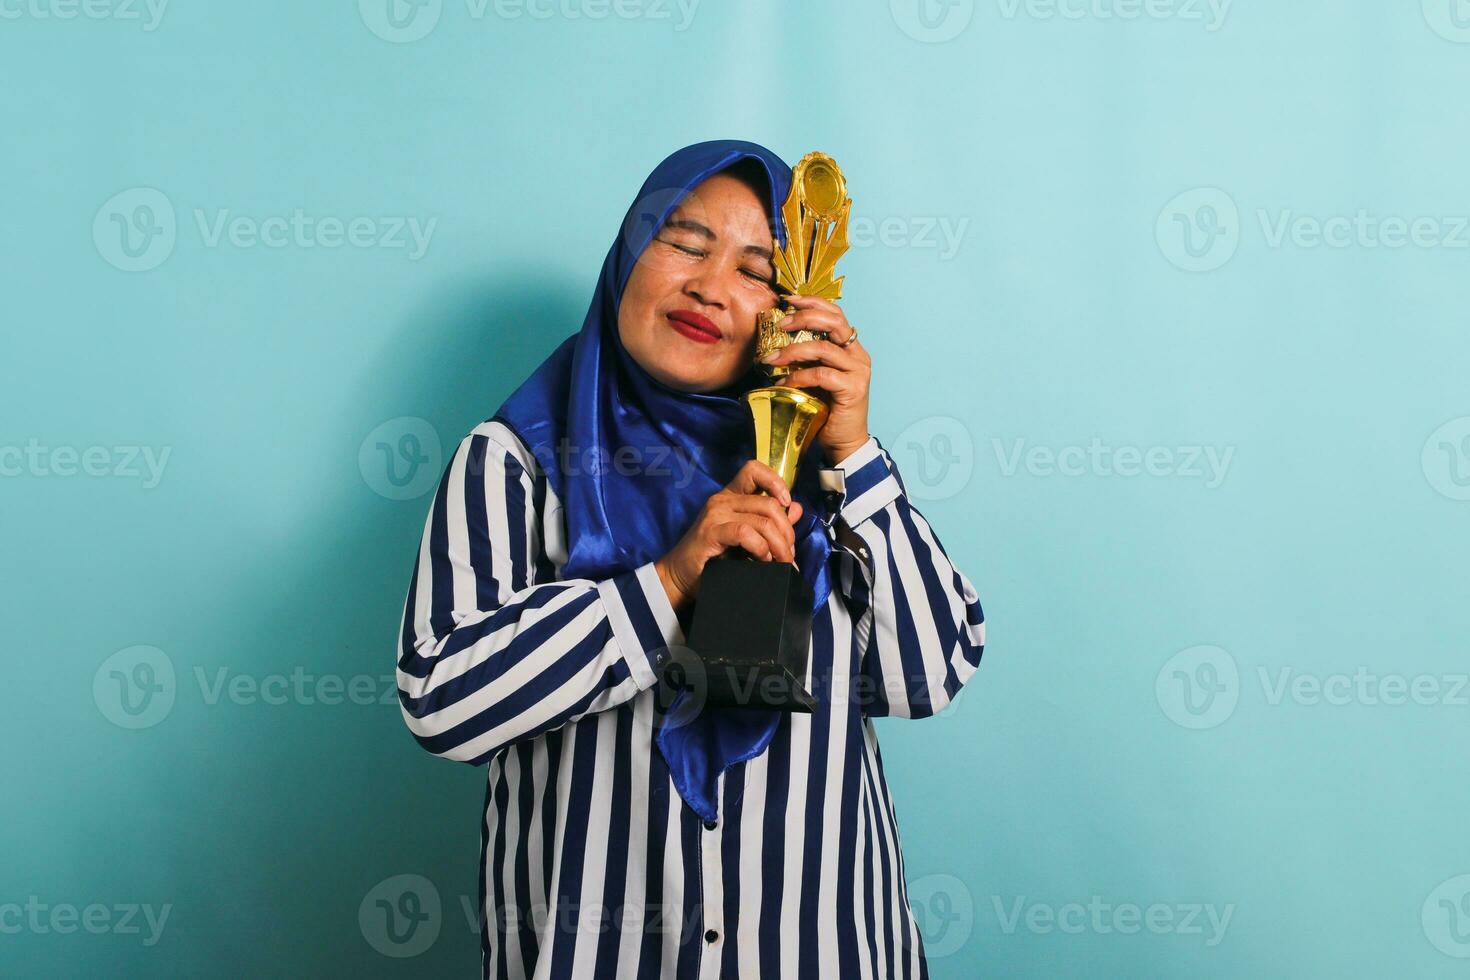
492,140,834,823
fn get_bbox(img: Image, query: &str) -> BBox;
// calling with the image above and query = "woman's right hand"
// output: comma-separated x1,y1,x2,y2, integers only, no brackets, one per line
654,460,804,613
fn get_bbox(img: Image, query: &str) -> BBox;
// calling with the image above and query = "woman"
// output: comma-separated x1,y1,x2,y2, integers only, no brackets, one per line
396,140,986,979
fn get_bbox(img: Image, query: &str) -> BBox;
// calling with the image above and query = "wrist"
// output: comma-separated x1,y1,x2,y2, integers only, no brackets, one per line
655,559,691,612
823,434,872,467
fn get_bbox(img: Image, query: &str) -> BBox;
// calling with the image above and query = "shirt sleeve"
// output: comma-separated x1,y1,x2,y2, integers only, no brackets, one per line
395,421,684,764
817,435,987,719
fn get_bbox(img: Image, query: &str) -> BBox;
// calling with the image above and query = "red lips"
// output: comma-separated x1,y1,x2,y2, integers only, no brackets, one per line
666,310,722,343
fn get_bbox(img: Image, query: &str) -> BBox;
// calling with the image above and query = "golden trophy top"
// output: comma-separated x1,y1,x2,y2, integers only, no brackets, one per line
754,152,852,380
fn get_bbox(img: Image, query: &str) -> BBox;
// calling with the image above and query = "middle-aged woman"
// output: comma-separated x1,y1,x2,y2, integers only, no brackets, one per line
396,140,987,979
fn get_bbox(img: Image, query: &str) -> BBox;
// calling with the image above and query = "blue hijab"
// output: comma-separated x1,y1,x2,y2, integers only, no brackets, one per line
491,140,833,823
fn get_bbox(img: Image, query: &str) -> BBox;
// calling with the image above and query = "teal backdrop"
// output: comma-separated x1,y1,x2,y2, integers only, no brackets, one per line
4,1,1469,976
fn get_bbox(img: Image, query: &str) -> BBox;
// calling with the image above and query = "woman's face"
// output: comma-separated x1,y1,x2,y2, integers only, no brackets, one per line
618,171,779,393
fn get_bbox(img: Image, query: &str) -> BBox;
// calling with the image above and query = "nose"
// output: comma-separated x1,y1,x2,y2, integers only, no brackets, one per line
682,264,734,310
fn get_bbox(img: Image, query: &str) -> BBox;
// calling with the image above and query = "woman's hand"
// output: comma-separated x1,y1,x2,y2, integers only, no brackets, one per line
760,293,871,465
655,460,804,613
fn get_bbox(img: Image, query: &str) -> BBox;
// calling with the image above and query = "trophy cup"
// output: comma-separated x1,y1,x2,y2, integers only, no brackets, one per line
683,152,851,714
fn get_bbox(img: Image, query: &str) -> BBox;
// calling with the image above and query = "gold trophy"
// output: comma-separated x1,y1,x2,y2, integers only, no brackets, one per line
684,152,851,714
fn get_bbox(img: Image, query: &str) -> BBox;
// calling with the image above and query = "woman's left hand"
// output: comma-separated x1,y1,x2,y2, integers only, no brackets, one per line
760,293,872,466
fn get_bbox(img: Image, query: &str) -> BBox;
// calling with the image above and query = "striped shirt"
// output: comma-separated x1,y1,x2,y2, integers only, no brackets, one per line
396,419,987,979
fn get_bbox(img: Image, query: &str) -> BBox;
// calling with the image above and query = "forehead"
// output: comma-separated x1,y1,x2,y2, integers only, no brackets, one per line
671,172,774,239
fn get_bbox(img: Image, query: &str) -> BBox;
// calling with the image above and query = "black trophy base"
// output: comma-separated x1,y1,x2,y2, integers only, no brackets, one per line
684,555,818,713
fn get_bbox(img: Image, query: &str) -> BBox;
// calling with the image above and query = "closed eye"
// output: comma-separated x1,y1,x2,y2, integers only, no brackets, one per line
657,236,704,258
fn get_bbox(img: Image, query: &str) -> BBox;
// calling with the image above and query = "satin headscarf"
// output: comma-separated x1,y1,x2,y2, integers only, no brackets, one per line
491,140,834,823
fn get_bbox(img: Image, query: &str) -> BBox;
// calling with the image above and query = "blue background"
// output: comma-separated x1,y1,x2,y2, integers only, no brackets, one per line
4,0,1469,975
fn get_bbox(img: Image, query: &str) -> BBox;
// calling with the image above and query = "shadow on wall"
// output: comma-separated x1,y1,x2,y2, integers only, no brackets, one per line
170,272,586,975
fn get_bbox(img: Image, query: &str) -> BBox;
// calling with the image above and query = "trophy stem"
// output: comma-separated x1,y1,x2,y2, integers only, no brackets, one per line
742,385,830,492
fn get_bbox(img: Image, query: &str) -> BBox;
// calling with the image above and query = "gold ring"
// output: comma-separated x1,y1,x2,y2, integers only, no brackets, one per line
838,327,859,348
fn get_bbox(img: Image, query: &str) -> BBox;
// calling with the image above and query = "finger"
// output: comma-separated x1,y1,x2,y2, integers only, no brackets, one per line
764,338,863,371
782,365,857,397
740,513,795,563
778,306,847,336
722,491,796,521
724,459,792,504
715,521,773,560
719,495,798,549
783,293,844,316
786,500,803,525
778,309,862,354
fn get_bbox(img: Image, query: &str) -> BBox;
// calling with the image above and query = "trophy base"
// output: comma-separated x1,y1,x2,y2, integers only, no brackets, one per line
684,556,818,714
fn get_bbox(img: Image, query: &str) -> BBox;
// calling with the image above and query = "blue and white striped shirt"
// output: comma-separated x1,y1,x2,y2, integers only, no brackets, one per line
397,419,986,979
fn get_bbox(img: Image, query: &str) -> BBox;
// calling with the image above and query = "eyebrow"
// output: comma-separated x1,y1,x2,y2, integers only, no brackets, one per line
664,217,773,263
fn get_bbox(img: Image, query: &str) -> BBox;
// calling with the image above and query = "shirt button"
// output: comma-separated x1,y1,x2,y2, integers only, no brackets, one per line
704,929,719,944
703,820,717,831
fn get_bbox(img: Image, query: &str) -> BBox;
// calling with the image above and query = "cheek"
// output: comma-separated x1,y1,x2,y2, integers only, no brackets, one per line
619,267,665,339
732,293,772,342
